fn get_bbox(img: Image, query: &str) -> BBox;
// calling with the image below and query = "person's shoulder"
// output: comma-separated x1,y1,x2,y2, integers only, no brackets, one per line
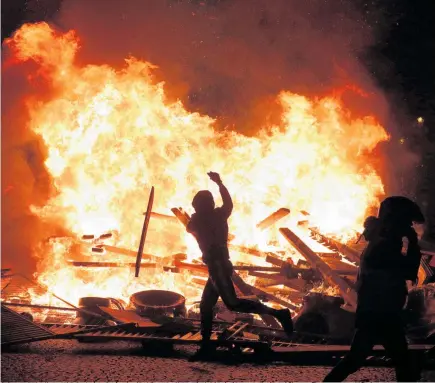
214,207,225,216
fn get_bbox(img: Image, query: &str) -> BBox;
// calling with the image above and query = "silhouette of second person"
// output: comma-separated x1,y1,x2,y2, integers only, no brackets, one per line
187,171,293,358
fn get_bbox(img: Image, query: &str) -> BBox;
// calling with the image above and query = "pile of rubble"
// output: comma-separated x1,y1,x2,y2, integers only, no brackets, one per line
2,205,435,360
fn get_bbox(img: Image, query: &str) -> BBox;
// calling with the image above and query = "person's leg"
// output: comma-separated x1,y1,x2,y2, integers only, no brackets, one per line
199,277,220,343
210,261,293,335
323,329,375,382
189,278,220,361
381,323,421,382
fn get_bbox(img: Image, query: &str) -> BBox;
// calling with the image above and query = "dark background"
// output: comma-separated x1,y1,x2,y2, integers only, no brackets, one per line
2,0,434,239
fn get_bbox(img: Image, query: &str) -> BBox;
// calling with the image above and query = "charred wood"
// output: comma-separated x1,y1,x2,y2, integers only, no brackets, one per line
309,228,360,265
279,228,357,310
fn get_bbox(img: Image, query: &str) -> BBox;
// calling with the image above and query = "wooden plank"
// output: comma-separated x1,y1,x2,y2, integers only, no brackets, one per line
68,261,156,268
309,228,360,265
232,272,298,310
173,260,208,275
143,212,179,222
257,208,290,231
250,272,307,292
279,228,357,310
135,186,154,277
229,244,269,258
263,286,305,300
174,261,283,274
83,242,153,259
171,208,190,228
231,272,281,328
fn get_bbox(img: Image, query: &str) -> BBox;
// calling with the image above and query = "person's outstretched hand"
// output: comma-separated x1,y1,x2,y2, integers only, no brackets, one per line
207,171,222,184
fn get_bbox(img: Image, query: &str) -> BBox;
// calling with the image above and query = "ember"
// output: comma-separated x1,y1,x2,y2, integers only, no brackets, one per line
3,22,389,321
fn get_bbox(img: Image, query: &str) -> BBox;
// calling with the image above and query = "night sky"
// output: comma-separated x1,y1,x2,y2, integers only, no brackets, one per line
2,0,435,237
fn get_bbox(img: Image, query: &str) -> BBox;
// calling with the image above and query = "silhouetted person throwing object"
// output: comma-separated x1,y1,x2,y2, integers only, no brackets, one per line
323,196,425,382
187,172,293,359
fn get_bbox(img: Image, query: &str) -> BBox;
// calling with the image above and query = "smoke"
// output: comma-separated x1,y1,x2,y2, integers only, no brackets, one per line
53,0,391,129
1,59,54,275
1,0,413,274
56,0,418,191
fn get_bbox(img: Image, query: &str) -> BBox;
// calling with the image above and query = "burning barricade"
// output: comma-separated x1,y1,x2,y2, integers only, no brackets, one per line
1,23,435,358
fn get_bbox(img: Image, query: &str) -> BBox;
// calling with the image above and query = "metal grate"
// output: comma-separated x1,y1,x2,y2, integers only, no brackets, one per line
1,305,56,346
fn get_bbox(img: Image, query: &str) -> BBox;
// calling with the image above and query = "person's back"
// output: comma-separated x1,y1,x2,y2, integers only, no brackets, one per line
187,173,232,265
356,237,408,323
188,207,230,263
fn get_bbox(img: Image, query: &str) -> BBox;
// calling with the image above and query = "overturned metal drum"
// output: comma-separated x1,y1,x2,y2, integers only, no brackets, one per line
130,290,186,318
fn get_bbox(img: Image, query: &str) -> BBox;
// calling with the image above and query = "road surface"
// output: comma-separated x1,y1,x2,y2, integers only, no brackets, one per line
2,340,434,381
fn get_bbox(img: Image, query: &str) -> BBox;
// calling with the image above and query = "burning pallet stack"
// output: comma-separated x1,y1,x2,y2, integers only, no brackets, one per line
71,204,362,322
3,192,435,344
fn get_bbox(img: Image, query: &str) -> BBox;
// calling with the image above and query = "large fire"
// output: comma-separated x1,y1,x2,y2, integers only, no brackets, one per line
4,23,388,307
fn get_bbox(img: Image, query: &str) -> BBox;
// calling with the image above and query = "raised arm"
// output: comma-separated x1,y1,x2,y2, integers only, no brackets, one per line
208,171,233,218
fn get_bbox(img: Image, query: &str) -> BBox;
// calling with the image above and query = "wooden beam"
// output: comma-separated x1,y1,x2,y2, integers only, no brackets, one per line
135,186,154,277
257,208,290,231
80,242,153,259
68,261,156,268
171,207,190,228
250,272,307,292
174,261,284,274
279,228,357,310
231,272,281,328
309,228,360,265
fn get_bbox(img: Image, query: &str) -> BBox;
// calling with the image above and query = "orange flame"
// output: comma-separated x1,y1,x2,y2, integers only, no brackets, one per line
4,23,388,306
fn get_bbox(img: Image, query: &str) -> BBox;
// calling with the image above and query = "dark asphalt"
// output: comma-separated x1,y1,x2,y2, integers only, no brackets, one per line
2,339,435,382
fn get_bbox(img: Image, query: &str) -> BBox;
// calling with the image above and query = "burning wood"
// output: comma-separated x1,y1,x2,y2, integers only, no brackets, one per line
85,243,153,259
279,228,357,310
250,271,307,292
256,208,291,230
145,211,179,222
309,228,360,265
171,207,191,228
68,261,156,268
135,186,155,277
231,272,281,328
174,261,284,274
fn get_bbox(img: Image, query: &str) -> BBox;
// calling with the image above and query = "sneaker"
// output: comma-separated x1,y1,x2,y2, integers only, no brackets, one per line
275,308,294,338
189,342,217,361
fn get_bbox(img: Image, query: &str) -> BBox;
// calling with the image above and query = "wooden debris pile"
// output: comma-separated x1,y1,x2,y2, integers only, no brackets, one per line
71,203,365,322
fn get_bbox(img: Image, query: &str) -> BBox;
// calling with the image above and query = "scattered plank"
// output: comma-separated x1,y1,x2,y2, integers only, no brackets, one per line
250,272,307,292
231,272,281,328
232,272,298,310
136,186,155,277
257,208,291,231
145,212,179,222
309,228,360,265
82,242,153,259
279,228,357,310
171,207,190,228
68,261,156,268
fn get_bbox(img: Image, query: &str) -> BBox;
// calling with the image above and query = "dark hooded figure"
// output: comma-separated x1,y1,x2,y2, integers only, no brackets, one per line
187,172,293,359
324,196,425,382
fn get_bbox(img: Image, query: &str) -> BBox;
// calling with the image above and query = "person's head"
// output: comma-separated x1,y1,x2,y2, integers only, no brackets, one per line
377,196,425,237
192,190,215,214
